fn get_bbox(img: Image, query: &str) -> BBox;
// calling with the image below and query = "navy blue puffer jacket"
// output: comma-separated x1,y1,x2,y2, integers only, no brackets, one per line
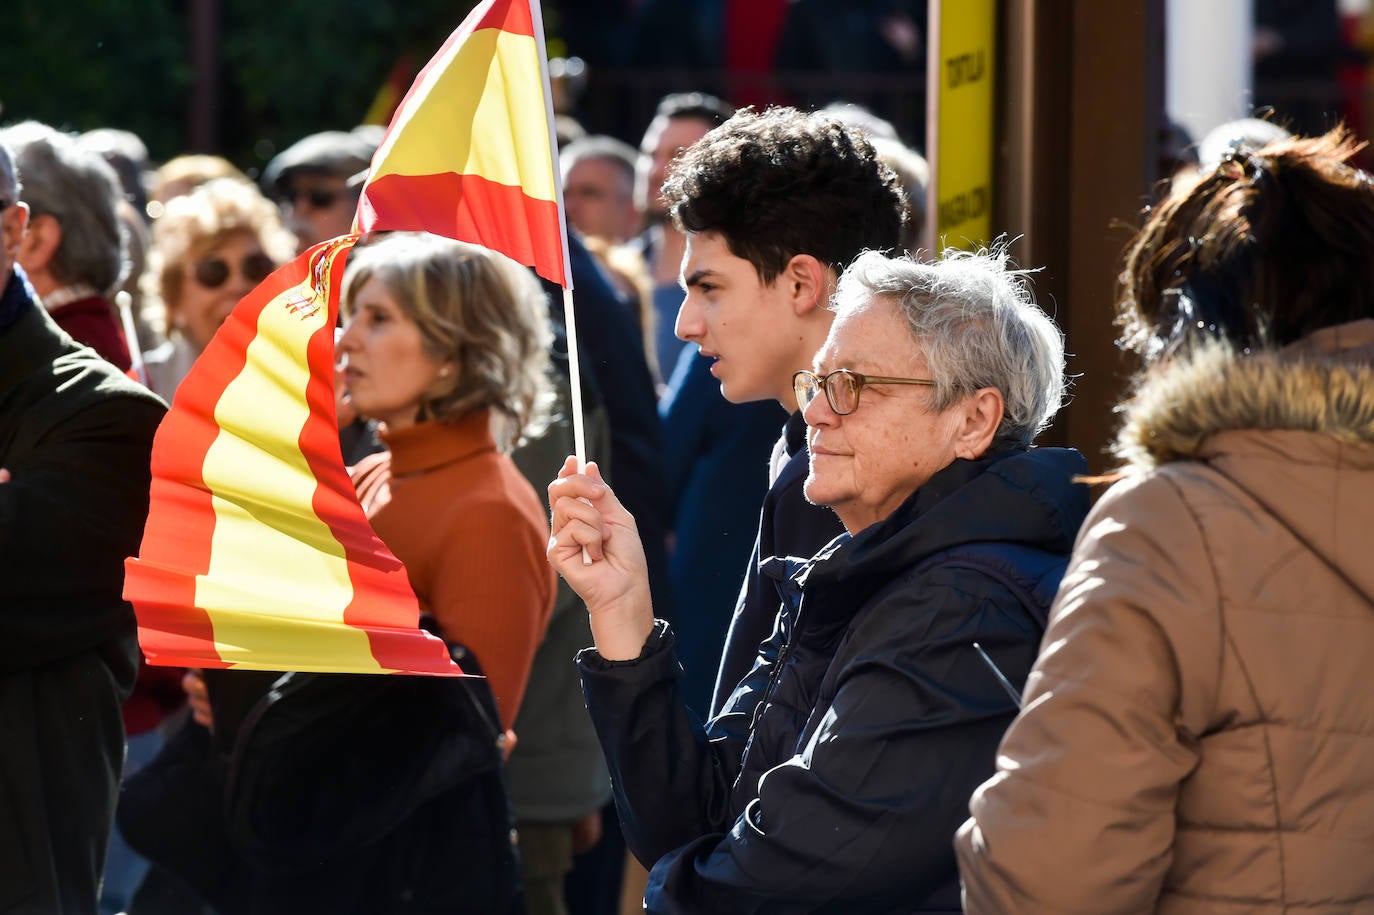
579,446,1090,914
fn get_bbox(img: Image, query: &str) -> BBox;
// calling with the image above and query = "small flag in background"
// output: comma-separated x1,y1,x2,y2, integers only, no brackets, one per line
355,0,572,288
361,54,417,129
123,237,462,675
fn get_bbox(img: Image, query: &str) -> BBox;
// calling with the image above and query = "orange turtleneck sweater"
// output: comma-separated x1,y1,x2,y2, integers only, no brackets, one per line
351,410,555,731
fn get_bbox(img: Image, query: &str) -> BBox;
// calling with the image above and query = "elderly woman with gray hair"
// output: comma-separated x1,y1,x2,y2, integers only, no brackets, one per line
0,120,132,371
548,247,1090,913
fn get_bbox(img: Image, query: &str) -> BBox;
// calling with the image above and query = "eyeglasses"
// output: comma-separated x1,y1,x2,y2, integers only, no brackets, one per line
280,186,348,209
793,368,935,416
191,252,277,289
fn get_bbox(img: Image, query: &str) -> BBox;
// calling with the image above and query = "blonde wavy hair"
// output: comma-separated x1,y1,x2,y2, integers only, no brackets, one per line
341,232,554,450
144,177,296,338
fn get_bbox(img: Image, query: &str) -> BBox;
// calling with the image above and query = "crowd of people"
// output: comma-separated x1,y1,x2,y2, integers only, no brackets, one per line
0,70,1372,915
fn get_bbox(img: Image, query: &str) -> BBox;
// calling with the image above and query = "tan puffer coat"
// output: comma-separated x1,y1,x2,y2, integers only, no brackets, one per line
955,320,1374,913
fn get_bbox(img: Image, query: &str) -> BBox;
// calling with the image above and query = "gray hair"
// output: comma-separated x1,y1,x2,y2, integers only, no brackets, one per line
0,121,127,294
559,135,638,194
832,246,1066,448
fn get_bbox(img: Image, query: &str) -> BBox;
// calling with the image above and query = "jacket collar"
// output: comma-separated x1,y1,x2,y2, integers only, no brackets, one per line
380,410,497,477
795,446,1090,605
783,409,808,458
0,266,38,337
1115,319,1374,471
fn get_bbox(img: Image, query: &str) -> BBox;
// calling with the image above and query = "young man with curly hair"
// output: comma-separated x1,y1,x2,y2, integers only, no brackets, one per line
657,106,909,713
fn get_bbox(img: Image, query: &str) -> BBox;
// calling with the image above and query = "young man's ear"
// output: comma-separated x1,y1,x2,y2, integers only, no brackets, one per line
782,253,832,316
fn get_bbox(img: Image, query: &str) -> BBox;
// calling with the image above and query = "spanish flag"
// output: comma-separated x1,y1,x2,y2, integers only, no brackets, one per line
355,0,572,288
124,0,568,675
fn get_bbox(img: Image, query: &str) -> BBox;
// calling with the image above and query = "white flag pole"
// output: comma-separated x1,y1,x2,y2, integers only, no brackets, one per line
532,0,592,563
531,0,585,467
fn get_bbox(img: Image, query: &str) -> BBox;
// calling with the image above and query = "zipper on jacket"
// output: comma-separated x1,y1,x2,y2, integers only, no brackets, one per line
734,602,799,793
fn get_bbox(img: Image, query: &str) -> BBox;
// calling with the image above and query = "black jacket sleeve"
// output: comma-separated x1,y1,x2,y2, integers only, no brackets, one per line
579,621,758,865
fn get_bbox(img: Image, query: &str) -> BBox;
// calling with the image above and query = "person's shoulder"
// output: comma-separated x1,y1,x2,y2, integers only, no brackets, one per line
1090,461,1221,526
434,452,546,528
38,341,166,426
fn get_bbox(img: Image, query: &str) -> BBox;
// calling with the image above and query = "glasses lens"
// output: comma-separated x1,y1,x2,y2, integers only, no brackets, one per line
829,371,860,414
306,188,340,208
794,372,819,410
193,258,230,288
244,252,275,283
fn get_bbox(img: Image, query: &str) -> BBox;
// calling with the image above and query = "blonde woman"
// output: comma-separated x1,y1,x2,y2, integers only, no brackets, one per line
142,232,556,913
339,231,557,729
141,177,295,399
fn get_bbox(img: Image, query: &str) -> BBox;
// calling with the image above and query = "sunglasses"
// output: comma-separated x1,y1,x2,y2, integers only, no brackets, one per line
280,186,348,209
191,251,277,289
793,368,935,416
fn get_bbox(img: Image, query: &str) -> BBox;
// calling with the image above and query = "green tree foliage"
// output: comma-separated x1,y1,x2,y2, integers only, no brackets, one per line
217,0,459,174
1,0,472,170
1,0,189,158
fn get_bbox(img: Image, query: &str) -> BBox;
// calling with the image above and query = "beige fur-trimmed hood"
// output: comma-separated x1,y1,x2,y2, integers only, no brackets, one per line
1114,319,1374,471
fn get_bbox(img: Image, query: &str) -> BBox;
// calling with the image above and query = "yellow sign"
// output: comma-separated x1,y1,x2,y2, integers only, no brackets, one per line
928,0,996,250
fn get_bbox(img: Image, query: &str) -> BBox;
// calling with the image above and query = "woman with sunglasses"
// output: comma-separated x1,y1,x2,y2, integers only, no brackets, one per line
142,177,294,399
547,248,1089,913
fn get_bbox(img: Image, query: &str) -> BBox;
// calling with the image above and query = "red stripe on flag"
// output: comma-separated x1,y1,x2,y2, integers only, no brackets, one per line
357,171,565,286
473,0,534,36
296,242,461,674
125,259,295,667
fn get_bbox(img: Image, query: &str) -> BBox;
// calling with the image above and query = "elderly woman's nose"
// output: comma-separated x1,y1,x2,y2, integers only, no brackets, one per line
802,382,838,425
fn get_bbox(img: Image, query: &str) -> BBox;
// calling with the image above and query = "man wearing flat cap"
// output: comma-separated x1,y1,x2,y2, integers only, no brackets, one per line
262,127,381,254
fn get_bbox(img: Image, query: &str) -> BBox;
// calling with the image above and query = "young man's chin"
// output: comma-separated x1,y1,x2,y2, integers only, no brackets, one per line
716,376,764,406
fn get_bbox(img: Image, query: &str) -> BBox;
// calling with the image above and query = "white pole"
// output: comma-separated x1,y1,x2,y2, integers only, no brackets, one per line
116,290,149,388
561,286,586,466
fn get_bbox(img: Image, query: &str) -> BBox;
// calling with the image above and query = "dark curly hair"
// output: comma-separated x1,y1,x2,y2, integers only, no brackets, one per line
1119,124,1374,361
662,107,907,283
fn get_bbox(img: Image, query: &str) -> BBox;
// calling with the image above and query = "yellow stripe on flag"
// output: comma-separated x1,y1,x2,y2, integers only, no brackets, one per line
371,28,555,201
196,278,384,672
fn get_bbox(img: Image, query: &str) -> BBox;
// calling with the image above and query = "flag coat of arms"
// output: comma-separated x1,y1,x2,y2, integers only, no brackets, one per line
124,0,570,675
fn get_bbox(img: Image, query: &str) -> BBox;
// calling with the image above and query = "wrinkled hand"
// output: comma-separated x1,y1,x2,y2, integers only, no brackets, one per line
182,668,214,729
547,457,654,660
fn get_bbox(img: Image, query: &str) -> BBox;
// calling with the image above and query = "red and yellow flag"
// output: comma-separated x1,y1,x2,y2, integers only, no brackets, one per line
355,0,572,288
124,0,570,676
124,238,461,674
